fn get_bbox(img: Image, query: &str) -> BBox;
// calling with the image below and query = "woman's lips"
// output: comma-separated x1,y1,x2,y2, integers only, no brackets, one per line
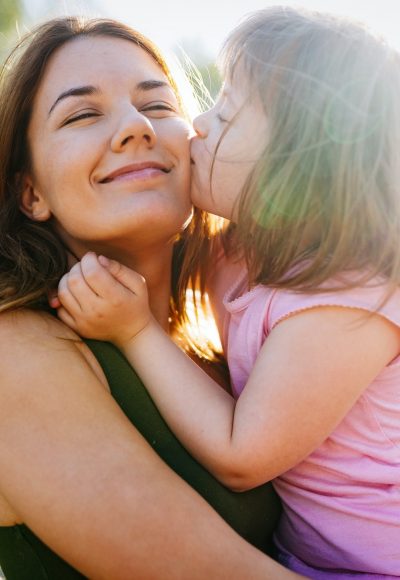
109,167,166,182
100,162,170,183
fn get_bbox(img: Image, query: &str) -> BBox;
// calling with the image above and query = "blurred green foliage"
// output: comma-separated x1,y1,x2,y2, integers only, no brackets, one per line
175,39,221,106
0,0,22,62
0,0,22,34
195,61,221,100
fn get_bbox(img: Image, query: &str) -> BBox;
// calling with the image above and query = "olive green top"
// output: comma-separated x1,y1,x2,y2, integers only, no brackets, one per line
0,340,281,579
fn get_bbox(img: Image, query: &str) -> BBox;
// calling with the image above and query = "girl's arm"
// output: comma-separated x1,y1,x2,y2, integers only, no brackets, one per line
0,308,303,579
57,253,400,491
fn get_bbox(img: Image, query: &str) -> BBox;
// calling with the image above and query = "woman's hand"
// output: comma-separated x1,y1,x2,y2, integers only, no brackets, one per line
54,252,153,347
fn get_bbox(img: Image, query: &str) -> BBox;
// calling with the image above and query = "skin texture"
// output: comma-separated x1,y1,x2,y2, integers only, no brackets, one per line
0,36,306,579
24,36,192,254
21,35,192,326
190,63,268,221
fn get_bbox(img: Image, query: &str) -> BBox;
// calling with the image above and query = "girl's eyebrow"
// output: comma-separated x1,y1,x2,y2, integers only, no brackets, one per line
48,79,171,117
220,88,236,108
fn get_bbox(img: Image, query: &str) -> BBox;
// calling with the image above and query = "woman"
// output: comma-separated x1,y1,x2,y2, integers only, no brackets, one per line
0,16,296,579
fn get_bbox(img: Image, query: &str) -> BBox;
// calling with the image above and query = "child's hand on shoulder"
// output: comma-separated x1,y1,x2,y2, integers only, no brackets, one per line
50,252,153,347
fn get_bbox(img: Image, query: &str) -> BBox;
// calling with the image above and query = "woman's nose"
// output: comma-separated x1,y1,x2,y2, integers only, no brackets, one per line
193,110,210,138
111,107,157,152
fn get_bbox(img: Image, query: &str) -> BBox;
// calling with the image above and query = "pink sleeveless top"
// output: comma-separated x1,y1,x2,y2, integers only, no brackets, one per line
209,257,400,579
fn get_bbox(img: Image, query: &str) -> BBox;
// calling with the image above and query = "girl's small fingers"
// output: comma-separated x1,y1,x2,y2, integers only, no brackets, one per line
97,255,146,296
48,288,61,309
80,253,135,301
65,261,104,310
56,306,79,332
49,296,61,309
58,273,83,314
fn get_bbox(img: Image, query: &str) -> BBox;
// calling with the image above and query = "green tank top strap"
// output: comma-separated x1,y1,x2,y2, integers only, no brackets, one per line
0,339,280,580
85,339,281,553
0,524,85,579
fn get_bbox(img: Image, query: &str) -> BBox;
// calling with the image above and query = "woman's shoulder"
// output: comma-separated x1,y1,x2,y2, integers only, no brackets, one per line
0,308,108,389
0,307,75,338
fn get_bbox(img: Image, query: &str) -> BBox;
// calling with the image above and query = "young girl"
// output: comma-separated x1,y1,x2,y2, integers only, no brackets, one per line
54,7,400,579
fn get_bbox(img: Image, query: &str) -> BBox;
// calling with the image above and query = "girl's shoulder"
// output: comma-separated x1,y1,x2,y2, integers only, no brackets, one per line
268,273,400,332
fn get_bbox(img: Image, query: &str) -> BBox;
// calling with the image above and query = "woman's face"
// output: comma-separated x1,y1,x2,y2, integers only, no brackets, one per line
190,64,268,222
24,36,192,257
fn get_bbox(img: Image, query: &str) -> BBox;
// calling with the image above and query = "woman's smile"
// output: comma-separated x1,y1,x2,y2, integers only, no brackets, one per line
99,161,171,184
25,35,192,254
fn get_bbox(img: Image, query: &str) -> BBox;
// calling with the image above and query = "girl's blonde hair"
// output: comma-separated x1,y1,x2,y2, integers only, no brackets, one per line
186,7,400,295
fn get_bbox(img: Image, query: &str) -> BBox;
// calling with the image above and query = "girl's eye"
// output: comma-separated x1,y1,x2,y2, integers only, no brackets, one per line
62,111,100,126
217,113,229,124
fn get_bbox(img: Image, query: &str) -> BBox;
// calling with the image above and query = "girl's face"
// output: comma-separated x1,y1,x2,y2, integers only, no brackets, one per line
190,64,268,221
23,36,192,257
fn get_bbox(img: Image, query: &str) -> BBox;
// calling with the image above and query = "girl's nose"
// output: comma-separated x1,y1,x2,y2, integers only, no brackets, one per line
193,110,210,138
111,107,157,152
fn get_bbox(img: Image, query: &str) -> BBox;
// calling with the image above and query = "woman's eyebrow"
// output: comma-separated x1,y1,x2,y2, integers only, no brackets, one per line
49,79,172,115
136,79,171,92
48,85,99,116
48,80,171,117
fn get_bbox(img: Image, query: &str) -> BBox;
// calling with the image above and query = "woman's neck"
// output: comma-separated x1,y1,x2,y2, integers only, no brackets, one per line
68,241,173,332
115,247,173,332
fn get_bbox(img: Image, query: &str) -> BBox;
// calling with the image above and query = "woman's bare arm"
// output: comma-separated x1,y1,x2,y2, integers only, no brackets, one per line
0,309,303,579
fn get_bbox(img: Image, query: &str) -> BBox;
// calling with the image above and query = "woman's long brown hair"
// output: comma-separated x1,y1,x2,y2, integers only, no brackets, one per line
0,16,210,338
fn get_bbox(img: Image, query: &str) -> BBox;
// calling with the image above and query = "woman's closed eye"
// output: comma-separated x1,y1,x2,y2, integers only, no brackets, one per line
62,110,101,126
140,101,178,117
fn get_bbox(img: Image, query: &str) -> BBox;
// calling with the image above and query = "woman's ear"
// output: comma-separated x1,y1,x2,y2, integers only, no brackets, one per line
19,175,51,221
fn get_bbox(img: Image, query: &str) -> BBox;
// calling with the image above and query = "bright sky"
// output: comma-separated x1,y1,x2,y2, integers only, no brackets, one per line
22,0,400,60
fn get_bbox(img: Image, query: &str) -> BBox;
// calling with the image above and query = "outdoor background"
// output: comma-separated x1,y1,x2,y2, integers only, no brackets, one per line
0,0,399,578
2,0,400,99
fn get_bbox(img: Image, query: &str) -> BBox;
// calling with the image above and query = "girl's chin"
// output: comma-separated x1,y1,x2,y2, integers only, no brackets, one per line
189,188,209,212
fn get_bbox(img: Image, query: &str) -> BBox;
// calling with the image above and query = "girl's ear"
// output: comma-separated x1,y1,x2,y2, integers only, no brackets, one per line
19,175,51,222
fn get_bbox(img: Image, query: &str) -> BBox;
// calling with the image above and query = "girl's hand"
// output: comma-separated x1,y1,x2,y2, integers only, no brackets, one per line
55,252,153,347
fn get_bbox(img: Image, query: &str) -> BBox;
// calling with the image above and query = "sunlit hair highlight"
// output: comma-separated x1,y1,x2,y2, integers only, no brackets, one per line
191,7,400,296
